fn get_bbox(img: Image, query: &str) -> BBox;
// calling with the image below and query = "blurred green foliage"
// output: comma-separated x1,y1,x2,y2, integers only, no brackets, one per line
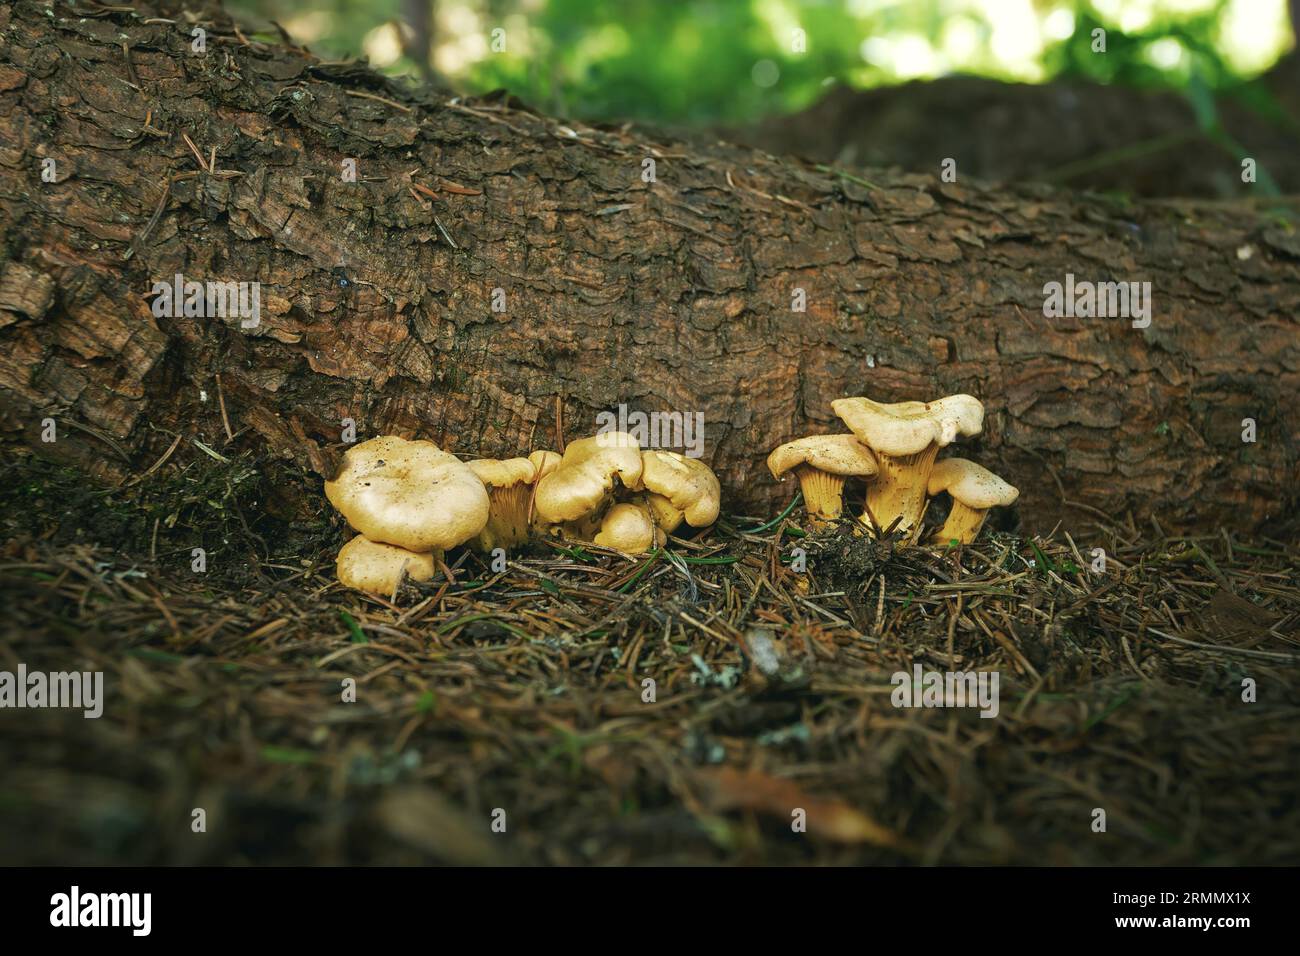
227,0,1295,124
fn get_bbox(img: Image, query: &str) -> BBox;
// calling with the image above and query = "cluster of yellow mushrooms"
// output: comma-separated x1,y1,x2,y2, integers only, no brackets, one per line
323,432,721,595
766,393,1019,545
323,394,1019,595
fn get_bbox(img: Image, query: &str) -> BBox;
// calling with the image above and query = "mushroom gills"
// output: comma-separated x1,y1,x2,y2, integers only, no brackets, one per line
861,444,939,538
474,481,533,552
794,464,850,523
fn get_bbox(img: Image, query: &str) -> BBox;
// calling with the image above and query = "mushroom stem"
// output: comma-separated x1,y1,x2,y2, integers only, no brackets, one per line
475,483,532,552
860,443,940,539
794,465,847,523
931,501,988,545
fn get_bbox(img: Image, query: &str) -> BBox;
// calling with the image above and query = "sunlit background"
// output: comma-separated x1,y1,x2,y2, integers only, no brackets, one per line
226,0,1296,124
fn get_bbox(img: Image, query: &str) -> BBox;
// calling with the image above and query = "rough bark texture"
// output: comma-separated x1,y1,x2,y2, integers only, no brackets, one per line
1,2,1297,535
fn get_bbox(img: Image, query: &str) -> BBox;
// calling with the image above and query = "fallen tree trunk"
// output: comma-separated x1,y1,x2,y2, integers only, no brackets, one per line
1,2,1297,536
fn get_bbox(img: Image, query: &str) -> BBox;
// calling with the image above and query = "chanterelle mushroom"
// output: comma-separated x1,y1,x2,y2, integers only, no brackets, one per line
766,434,878,525
468,457,538,552
324,436,490,553
534,432,643,530
832,394,984,539
336,536,435,596
528,449,562,481
525,449,563,531
593,502,665,554
632,450,721,533
926,458,1019,545
640,493,684,533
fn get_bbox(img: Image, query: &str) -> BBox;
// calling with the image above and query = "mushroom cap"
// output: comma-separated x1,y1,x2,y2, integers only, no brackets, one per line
593,502,662,553
528,450,563,481
642,492,686,532
469,456,537,489
324,436,490,552
638,450,721,528
336,535,435,594
927,458,1019,509
930,394,986,444
832,394,984,456
534,432,644,523
767,434,878,479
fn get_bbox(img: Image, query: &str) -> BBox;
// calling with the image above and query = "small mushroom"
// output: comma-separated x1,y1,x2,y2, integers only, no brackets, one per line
926,458,1019,544
593,501,665,554
324,435,490,553
832,394,983,540
468,457,538,552
525,449,563,532
766,434,878,525
336,535,435,595
528,449,562,480
632,450,721,533
534,432,643,530
641,492,688,533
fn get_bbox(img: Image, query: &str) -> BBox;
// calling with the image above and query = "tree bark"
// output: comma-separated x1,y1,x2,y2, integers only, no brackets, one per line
0,2,1296,535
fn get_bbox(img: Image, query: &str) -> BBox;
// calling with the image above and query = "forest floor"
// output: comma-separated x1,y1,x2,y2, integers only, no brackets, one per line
1,451,1297,865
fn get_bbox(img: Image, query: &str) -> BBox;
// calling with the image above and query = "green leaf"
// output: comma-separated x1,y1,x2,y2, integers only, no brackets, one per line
338,609,367,644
